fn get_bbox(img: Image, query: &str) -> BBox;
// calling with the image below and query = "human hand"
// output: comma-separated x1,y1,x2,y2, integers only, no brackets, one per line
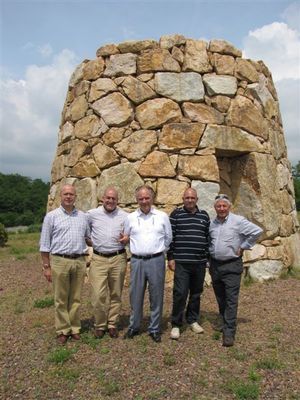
43,268,52,283
119,232,129,245
168,260,176,271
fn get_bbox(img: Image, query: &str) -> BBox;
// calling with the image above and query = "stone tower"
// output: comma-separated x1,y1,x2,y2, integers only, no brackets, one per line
49,35,299,281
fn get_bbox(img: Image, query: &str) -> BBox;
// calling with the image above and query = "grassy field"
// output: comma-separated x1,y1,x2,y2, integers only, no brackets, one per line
0,232,300,400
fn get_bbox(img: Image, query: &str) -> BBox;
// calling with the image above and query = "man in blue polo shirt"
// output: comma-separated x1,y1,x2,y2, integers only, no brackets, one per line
167,187,210,340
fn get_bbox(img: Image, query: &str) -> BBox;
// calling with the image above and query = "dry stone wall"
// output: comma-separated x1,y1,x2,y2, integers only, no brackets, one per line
49,34,300,280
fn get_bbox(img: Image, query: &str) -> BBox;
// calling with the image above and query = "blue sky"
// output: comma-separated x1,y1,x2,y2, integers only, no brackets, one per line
1,0,299,181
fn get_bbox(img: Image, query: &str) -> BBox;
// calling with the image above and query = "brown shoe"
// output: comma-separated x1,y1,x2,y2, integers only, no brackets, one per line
71,333,80,340
95,329,105,339
57,334,69,345
108,328,118,338
223,335,234,347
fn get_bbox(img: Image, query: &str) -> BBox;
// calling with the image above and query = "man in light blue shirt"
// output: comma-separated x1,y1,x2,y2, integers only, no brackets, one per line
40,184,90,345
209,194,263,347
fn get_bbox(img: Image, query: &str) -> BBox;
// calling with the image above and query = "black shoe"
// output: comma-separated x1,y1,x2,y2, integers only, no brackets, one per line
149,332,161,343
222,335,234,347
123,329,139,339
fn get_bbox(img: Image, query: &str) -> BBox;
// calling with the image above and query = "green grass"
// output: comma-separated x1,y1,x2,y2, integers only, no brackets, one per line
33,296,54,308
80,332,100,349
47,347,78,364
0,232,39,260
52,366,80,381
163,351,176,366
98,368,120,396
226,380,260,400
254,357,283,370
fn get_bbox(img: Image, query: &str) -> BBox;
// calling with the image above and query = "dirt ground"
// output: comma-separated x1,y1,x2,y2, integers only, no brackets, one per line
1,246,300,400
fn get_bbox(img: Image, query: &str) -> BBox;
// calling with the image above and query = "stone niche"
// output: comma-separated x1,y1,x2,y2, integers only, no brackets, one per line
48,34,300,281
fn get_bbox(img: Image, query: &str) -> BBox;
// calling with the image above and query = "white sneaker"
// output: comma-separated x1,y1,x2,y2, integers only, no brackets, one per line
170,327,180,340
190,322,204,334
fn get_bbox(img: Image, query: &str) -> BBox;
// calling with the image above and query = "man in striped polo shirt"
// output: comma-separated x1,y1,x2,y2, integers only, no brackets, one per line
167,188,210,340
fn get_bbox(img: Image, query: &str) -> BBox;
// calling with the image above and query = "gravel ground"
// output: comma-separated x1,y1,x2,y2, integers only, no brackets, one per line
1,250,300,400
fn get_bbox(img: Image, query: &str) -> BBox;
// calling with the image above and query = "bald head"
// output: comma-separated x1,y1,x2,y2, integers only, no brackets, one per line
102,187,119,213
60,185,76,211
183,187,198,213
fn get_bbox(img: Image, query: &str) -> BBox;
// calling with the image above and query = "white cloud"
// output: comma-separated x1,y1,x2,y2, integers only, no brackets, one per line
243,22,300,81
281,1,300,30
0,49,78,181
243,9,300,166
38,43,53,58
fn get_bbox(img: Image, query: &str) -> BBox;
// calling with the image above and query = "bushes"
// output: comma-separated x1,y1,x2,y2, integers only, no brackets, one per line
0,223,8,247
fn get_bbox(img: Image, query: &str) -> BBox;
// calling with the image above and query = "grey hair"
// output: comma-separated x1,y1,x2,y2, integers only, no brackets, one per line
135,185,155,200
214,194,231,205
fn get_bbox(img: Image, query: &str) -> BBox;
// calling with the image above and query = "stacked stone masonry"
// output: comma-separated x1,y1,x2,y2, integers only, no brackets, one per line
49,35,300,281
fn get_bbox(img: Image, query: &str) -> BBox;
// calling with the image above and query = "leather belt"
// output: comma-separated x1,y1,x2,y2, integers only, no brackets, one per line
211,256,241,265
52,253,86,259
93,249,126,257
131,252,163,260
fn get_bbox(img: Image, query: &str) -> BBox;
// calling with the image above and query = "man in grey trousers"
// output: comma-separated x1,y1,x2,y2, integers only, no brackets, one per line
209,194,263,347
122,185,172,343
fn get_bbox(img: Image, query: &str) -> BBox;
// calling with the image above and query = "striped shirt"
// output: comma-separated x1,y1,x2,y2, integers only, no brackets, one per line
167,206,210,263
209,212,263,261
39,206,90,254
87,206,128,253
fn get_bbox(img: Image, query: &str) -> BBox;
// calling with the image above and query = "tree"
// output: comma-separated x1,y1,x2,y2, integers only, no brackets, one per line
292,161,300,211
0,173,49,227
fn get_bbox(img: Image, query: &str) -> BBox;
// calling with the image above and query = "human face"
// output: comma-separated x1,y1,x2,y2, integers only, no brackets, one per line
137,188,153,214
183,189,198,213
102,189,118,213
60,185,76,211
214,200,231,221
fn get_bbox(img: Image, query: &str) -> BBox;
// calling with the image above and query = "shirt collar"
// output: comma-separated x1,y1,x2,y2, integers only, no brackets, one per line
60,205,77,215
183,205,199,214
101,205,118,216
137,206,156,217
214,212,230,224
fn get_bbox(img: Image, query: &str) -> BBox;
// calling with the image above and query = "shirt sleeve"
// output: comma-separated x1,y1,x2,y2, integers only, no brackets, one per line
163,212,173,251
39,213,52,252
239,218,263,249
167,209,177,260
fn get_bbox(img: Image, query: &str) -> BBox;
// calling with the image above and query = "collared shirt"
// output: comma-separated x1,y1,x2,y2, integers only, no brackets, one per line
209,212,263,261
167,206,210,263
39,206,90,254
87,206,128,253
124,207,172,256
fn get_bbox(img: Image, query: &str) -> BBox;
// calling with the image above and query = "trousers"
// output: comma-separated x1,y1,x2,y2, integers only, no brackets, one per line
128,254,165,333
51,255,86,335
172,262,206,327
209,257,243,338
89,252,127,330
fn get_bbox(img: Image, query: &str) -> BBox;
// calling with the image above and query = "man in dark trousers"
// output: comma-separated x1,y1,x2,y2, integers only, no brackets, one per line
167,187,210,340
209,194,263,347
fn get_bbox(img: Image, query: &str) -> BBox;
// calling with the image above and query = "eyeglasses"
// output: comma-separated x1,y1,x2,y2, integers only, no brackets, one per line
215,194,229,200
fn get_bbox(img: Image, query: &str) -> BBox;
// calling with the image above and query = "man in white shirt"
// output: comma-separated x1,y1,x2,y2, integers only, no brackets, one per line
87,187,128,339
123,185,172,343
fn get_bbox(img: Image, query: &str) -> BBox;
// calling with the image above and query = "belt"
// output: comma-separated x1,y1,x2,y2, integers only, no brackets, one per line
131,252,163,260
93,249,126,257
211,256,241,265
52,253,86,259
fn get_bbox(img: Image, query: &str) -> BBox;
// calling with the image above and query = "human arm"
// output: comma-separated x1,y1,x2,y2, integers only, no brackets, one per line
239,218,263,250
41,251,52,282
168,259,176,271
